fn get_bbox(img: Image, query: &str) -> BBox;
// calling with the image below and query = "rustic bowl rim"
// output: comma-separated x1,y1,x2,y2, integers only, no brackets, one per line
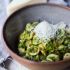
2,3,70,65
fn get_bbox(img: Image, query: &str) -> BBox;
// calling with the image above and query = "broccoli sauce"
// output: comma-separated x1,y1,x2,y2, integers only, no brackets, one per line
18,21,70,62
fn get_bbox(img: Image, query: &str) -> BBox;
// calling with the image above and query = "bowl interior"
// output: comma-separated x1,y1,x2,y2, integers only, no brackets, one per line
3,4,70,55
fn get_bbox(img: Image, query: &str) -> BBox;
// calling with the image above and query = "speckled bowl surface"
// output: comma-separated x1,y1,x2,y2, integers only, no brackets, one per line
2,4,70,70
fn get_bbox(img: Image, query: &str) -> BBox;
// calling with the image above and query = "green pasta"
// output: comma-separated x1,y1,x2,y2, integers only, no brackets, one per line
18,22,70,62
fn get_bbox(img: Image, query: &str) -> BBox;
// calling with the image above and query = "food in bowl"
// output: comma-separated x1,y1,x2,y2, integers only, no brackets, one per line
18,21,70,62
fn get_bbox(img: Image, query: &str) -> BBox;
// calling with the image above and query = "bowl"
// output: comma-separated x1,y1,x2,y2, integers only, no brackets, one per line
2,3,70,70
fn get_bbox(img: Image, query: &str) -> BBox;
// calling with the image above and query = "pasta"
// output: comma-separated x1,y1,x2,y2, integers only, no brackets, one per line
18,21,70,62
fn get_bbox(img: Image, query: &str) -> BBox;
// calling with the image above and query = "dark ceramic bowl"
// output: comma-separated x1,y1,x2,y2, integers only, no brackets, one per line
2,4,70,70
